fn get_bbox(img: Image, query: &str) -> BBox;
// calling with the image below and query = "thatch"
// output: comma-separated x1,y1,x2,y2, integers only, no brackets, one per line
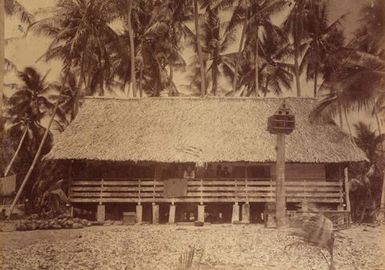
45,97,367,163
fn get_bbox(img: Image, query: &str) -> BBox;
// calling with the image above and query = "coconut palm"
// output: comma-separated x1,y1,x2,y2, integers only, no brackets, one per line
4,67,56,176
235,27,293,97
4,0,33,24
311,50,385,131
193,0,206,96
108,0,188,97
353,0,385,57
226,0,288,95
186,1,237,96
29,0,121,96
282,0,308,96
49,70,83,127
1,0,33,110
299,1,347,97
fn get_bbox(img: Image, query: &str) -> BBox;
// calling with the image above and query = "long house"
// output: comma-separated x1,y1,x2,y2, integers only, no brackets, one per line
44,97,367,224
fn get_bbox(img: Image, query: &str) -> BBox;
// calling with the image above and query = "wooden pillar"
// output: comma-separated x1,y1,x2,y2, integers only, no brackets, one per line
136,204,143,224
198,204,205,222
96,204,105,223
231,202,240,223
276,133,286,228
241,203,250,224
96,178,105,223
344,167,351,224
168,202,176,224
152,203,159,224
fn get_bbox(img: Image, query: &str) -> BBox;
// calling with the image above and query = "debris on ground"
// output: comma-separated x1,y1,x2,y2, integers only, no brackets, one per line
0,224,384,270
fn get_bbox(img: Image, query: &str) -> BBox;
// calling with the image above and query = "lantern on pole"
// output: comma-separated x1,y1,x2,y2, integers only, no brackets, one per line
267,101,295,228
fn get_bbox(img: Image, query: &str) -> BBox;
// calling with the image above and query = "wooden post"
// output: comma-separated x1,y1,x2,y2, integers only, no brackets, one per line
169,202,176,224
276,134,286,228
152,203,159,224
96,178,105,223
241,203,250,224
136,204,143,224
99,178,104,205
138,178,141,205
245,166,249,203
344,167,351,224
198,204,205,222
200,177,203,205
232,202,240,223
97,204,105,223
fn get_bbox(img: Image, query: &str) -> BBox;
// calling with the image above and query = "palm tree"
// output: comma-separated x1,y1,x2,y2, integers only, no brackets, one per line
4,0,33,24
283,0,307,97
353,0,385,58
193,0,206,96
227,0,287,95
1,0,33,112
299,2,347,97
29,0,121,96
50,71,83,126
236,27,293,96
126,0,136,97
4,67,56,176
108,0,188,97
186,2,237,96
352,122,385,222
355,122,384,163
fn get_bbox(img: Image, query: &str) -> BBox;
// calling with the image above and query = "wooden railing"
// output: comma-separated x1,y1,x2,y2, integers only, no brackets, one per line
69,178,343,204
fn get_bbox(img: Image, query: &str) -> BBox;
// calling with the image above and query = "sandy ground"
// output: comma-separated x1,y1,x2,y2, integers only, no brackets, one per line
0,224,384,270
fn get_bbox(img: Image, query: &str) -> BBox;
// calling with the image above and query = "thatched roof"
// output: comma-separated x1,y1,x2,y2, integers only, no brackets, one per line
45,97,366,163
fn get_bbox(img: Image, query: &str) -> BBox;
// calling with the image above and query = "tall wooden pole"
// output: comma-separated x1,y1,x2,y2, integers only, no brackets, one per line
276,133,286,228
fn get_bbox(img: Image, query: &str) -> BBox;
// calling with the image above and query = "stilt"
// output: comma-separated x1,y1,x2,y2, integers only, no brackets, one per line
168,203,176,224
152,203,159,224
232,202,240,223
197,204,205,223
96,204,105,223
136,204,143,224
337,204,344,225
241,203,250,224
67,205,74,217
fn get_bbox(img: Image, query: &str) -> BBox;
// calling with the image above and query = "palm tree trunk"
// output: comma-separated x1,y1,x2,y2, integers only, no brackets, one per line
293,7,302,97
255,26,259,96
337,100,343,129
127,0,136,97
212,48,219,96
343,106,352,137
374,100,385,218
4,125,28,176
314,64,318,97
7,101,59,218
311,0,320,98
294,47,301,97
193,0,206,97
139,64,143,98
0,0,4,112
233,19,247,93
264,78,269,97
373,102,383,135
